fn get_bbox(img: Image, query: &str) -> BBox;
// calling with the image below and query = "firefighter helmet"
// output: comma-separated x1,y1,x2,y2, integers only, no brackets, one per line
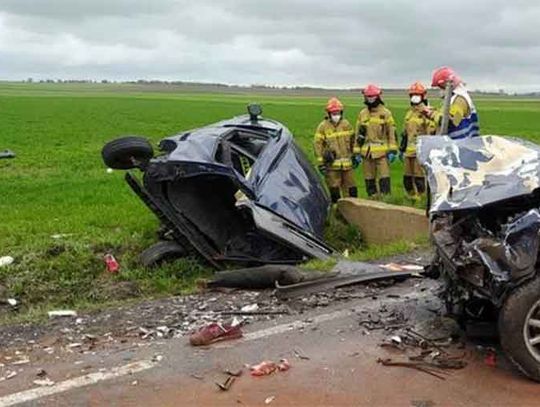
362,84,382,97
325,97,344,113
408,81,427,95
431,66,462,88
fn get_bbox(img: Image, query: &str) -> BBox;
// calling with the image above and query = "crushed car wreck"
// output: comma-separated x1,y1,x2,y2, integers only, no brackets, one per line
102,105,333,269
418,135,540,381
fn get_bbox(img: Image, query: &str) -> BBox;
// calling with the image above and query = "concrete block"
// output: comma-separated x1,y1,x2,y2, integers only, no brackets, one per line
337,198,428,245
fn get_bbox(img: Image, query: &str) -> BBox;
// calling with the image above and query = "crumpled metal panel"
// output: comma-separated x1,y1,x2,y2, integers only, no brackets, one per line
417,135,540,212
467,209,540,283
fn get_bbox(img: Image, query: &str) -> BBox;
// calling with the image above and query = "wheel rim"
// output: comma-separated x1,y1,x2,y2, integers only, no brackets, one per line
523,298,540,363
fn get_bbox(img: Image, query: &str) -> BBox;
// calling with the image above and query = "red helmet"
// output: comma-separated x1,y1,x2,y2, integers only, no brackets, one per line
362,84,382,98
325,97,344,113
431,66,462,88
408,81,427,96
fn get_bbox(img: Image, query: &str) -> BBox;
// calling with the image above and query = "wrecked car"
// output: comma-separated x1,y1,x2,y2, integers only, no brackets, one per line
101,104,333,269
418,135,540,381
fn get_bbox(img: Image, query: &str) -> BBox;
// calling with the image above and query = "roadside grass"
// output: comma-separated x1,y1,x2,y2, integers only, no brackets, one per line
2,83,540,319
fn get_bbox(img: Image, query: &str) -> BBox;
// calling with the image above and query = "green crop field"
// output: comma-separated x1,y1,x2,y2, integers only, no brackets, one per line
2,82,540,317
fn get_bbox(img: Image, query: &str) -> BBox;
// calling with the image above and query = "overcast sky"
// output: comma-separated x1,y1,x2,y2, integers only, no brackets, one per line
0,0,539,91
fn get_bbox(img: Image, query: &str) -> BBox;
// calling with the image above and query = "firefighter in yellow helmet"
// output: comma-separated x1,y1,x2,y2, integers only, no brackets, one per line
399,82,437,197
355,84,398,196
314,97,361,203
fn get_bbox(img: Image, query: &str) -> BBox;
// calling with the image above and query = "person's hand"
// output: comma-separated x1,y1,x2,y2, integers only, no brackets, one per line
421,106,435,119
387,152,397,163
318,165,327,175
352,155,362,168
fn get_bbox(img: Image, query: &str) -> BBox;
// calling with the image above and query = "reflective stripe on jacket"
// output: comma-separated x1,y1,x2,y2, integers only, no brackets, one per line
314,118,358,170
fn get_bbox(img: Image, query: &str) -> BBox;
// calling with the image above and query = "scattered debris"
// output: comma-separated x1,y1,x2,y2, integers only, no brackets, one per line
0,256,14,267
7,298,18,307
33,378,55,387
250,359,290,376
293,349,310,360
189,322,243,346
48,310,77,318
104,254,120,273
216,375,237,391
36,369,47,378
380,263,424,272
241,304,259,313
190,374,204,380
276,264,415,300
265,396,276,405
1,371,18,381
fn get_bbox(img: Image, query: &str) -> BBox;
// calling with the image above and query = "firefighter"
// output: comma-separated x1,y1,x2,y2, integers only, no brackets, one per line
314,97,361,203
399,82,437,198
355,84,398,196
428,66,479,139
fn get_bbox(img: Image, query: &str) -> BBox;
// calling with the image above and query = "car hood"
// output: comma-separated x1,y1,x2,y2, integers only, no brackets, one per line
417,135,540,213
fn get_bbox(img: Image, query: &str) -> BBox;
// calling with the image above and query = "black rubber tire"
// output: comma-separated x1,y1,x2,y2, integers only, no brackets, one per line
102,136,153,170
140,241,186,268
499,276,540,382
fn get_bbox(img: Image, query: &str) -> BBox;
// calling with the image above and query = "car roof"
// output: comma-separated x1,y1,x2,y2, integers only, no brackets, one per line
158,115,283,165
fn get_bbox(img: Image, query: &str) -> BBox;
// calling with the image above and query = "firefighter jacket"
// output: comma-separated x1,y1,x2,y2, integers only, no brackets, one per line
314,118,359,170
355,105,398,159
401,104,437,158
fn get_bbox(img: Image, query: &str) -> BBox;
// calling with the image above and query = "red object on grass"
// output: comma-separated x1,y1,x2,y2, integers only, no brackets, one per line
104,254,120,273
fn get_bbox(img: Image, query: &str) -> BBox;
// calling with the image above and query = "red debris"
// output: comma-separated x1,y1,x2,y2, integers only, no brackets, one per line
104,254,120,273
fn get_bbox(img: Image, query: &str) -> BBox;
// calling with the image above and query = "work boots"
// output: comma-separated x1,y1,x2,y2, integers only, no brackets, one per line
403,175,414,196
365,179,377,197
379,177,391,195
348,187,358,198
329,187,341,203
414,177,426,194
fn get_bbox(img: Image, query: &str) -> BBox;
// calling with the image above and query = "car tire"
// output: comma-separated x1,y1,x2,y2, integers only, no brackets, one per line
140,241,186,268
499,275,540,382
102,136,154,170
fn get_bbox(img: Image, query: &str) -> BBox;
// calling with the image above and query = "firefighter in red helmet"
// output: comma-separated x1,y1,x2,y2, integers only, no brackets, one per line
355,84,397,196
399,81,437,198
314,97,360,203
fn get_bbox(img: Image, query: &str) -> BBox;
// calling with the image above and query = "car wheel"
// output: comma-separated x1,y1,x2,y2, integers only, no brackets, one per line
499,276,540,381
102,136,154,170
140,241,186,268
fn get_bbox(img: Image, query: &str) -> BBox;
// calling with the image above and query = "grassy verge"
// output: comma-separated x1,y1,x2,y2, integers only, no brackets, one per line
2,84,538,321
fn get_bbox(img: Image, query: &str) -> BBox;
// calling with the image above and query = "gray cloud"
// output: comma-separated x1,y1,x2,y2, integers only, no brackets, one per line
0,0,538,91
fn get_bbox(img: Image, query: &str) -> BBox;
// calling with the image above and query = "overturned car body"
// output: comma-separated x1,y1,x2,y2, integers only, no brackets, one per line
418,135,540,381
102,106,333,269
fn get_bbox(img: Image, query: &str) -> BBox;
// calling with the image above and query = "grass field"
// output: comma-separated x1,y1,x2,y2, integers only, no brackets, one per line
2,82,540,317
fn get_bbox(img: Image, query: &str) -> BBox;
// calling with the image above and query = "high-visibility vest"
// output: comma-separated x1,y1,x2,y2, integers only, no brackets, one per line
448,86,480,139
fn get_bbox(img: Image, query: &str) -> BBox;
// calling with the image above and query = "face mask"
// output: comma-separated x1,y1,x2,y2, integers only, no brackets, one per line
410,95,422,105
365,97,381,108
330,113,341,124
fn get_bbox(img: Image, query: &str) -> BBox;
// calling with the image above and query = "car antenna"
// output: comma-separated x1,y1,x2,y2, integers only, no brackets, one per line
247,103,262,123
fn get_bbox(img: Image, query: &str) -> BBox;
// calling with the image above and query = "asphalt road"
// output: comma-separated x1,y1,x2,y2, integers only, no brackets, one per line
2,278,540,406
